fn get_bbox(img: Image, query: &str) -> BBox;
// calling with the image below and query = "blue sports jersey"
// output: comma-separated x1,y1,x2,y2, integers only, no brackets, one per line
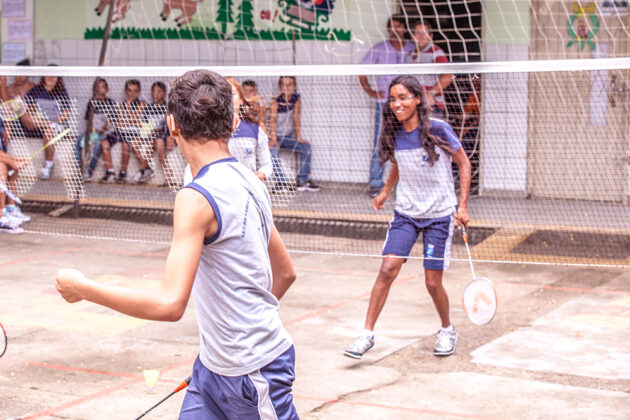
394,118,462,219
25,85,70,122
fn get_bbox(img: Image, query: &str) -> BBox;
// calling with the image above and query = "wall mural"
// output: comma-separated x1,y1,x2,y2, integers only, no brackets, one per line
85,0,351,41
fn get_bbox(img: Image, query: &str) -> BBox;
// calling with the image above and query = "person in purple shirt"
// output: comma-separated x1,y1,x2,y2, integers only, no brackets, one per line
359,14,415,198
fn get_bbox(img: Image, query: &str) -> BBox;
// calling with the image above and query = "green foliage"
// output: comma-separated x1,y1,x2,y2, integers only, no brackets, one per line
84,25,351,42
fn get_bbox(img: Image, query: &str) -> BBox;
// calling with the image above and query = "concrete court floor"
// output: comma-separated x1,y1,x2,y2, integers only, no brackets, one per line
1,225,629,420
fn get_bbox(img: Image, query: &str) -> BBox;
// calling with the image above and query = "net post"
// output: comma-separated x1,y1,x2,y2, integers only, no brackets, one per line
98,0,117,66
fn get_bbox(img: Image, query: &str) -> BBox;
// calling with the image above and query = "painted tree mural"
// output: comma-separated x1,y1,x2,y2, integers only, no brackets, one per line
216,0,234,34
236,0,255,33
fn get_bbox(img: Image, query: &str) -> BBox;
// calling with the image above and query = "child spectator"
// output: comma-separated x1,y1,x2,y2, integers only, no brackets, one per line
100,79,145,184
241,79,267,128
0,121,28,234
75,78,116,182
406,21,454,119
136,81,170,185
0,59,35,101
226,77,272,181
22,74,71,180
269,76,320,192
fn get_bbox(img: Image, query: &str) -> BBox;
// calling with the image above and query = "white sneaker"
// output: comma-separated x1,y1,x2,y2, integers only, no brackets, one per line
434,326,458,356
8,207,30,223
343,334,375,359
132,169,144,183
40,165,53,180
139,167,155,183
0,216,23,234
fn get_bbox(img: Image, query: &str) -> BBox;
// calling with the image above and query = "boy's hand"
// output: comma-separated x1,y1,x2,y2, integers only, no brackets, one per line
56,268,89,303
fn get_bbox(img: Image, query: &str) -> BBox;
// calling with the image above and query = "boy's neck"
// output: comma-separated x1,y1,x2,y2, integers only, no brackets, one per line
183,139,232,179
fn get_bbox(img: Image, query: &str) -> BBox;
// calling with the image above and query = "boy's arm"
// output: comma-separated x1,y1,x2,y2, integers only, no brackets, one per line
1,76,9,102
269,101,278,145
293,97,305,143
56,188,214,321
268,225,296,301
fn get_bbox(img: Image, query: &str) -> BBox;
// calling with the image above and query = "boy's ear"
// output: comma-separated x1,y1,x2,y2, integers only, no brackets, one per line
166,114,179,137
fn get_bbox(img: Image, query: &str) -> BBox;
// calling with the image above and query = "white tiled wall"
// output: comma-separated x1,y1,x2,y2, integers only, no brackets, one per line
481,44,529,194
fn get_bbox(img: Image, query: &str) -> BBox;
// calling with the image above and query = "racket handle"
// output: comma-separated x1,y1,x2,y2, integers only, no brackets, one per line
0,183,22,205
461,224,468,244
134,375,192,420
173,375,192,393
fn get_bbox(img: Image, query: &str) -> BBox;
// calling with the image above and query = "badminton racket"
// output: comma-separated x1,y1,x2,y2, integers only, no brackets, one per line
0,98,27,122
7,128,72,178
461,225,498,326
134,375,192,420
26,127,72,162
0,322,7,358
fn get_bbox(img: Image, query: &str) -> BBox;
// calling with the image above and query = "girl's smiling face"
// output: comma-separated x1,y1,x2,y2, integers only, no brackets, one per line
388,83,420,123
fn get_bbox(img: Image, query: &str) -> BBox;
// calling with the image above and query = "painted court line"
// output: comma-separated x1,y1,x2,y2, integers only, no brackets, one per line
283,274,419,327
294,395,507,420
0,248,82,267
20,356,197,419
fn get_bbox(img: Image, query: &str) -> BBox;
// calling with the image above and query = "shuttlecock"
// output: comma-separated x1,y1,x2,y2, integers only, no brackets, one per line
143,369,160,388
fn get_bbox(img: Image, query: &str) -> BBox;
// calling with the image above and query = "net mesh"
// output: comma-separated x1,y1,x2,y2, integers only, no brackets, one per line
2,59,630,267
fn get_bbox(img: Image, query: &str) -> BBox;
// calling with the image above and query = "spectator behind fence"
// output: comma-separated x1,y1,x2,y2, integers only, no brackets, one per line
225,77,272,182
0,120,29,234
1,59,35,102
22,73,71,180
359,14,415,198
145,81,175,187
269,76,320,192
76,78,116,182
241,80,269,130
406,21,454,119
100,79,145,184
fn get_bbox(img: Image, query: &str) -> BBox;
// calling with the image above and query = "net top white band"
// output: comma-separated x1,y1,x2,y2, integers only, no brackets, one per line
3,57,630,77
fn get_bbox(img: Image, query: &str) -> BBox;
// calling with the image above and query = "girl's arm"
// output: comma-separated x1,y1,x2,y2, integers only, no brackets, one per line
255,125,273,181
451,147,471,227
293,97,305,143
373,162,398,210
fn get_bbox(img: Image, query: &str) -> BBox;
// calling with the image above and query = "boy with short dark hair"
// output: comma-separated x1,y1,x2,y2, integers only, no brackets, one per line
56,70,299,419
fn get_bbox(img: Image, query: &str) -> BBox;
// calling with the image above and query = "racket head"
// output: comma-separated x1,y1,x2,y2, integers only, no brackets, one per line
0,98,27,122
0,322,7,358
462,277,497,326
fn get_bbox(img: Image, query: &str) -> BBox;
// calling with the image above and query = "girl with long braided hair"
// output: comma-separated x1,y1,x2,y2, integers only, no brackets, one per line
345,75,471,359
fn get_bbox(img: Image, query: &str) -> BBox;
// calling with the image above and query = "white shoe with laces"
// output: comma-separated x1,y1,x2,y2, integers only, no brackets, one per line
0,216,23,234
8,207,30,223
434,326,458,356
343,334,375,359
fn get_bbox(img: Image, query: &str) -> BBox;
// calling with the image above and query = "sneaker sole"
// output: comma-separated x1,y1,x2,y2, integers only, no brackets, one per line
343,343,374,359
433,348,455,356
343,350,364,359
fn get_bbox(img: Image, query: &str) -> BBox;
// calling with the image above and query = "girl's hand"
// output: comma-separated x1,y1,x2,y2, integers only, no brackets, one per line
297,137,309,144
455,207,470,228
256,172,266,181
372,191,389,211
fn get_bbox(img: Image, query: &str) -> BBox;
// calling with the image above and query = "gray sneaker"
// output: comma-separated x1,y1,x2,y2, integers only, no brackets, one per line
433,327,458,356
343,334,374,359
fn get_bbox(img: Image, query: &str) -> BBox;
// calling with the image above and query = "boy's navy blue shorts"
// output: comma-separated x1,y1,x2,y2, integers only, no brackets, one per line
179,346,298,420
382,211,454,270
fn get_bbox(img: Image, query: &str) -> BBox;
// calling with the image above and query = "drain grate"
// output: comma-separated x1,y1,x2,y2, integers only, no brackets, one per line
511,230,630,260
